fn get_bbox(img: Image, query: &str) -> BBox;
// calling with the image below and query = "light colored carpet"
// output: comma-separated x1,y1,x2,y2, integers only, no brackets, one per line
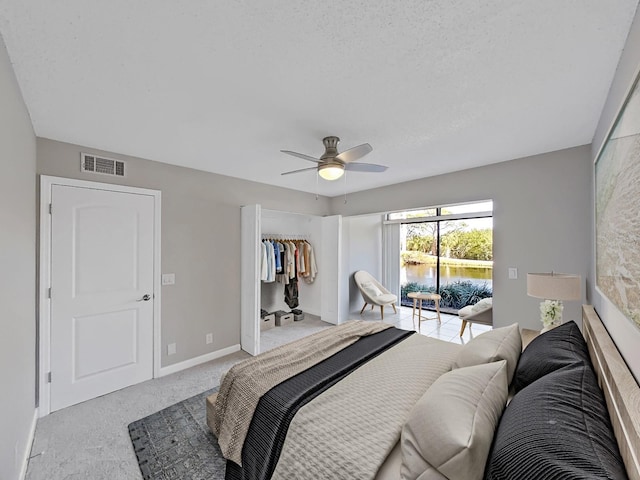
26,351,247,480
25,308,486,479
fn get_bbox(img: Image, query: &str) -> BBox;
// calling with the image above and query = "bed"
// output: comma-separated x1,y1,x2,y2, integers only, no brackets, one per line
207,305,640,480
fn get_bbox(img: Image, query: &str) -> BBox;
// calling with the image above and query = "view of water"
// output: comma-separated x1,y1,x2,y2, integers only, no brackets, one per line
401,264,493,288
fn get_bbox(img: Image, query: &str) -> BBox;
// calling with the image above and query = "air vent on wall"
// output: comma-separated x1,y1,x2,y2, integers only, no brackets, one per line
81,153,125,177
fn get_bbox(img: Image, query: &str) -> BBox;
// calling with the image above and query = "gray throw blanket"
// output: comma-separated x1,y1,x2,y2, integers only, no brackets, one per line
211,320,392,465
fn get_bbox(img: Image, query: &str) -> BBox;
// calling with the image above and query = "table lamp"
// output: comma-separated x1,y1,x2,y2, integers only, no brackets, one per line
527,272,581,330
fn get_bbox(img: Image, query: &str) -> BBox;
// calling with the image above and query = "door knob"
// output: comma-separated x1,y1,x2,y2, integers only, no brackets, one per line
137,294,151,302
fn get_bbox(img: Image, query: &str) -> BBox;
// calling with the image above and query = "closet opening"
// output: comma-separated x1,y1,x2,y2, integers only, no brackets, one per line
241,205,344,356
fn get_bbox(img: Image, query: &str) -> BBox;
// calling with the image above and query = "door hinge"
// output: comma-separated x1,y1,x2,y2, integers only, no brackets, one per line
49,203,52,214
48,287,52,299
47,372,51,383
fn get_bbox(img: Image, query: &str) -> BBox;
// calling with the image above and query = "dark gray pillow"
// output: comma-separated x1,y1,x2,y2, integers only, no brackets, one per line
511,320,590,392
485,362,628,480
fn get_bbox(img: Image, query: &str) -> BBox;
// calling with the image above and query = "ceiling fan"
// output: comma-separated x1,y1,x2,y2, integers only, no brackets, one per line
280,136,388,181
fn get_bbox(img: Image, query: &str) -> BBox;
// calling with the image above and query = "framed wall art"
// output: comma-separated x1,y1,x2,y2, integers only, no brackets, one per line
595,70,640,329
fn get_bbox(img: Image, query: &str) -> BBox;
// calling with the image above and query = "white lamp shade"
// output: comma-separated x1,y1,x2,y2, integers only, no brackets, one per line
527,273,581,301
318,164,344,180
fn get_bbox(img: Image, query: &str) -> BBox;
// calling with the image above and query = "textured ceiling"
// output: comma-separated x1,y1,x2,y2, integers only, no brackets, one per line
1,1,638,196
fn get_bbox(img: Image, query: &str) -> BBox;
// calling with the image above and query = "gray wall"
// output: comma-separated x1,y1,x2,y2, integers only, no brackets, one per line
343,215,383,313
37,138,331,367
592,6,640,157
0,34,37,479
590,6,640,380
331,145,592,332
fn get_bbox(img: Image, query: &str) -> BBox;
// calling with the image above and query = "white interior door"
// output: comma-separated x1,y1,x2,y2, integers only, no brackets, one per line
50,184,155,411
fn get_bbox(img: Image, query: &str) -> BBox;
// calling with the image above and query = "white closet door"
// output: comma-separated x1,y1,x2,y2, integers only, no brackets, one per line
240,204,261,355
321,215,343,324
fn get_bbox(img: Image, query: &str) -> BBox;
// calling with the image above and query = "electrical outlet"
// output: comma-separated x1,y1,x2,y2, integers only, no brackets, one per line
206,333,213,344
167,343,176,355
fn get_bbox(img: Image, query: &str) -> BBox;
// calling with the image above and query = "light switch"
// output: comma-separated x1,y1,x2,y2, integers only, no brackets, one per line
508,267,518,280
162,273,175,285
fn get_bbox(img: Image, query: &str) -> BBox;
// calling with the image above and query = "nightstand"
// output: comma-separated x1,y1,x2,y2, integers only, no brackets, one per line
521,328,540,350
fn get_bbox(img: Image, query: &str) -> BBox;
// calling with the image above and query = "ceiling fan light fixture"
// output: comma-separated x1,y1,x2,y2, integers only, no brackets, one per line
318,164,345,181
280,136,385,179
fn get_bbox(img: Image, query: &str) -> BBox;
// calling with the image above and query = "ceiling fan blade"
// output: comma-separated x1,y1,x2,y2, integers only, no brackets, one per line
335,143,373,163
280,150,321,164
281,166,318,176
344,162,388,173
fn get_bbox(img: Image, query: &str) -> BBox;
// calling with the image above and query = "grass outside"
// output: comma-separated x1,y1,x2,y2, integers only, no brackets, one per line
401,251,493,268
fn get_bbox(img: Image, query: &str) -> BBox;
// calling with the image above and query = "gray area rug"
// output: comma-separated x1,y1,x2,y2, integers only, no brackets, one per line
128,387,226,480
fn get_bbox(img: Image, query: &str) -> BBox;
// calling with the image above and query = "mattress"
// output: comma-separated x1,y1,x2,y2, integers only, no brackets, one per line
210,326,461,480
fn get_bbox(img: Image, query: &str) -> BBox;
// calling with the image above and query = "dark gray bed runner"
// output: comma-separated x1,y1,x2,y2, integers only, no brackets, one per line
225,326,414,480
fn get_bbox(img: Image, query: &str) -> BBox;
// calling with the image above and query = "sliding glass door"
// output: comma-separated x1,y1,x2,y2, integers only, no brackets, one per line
392,201,493,313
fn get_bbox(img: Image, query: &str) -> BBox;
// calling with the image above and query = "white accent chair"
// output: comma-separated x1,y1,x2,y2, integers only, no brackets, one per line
354,270,398,320
458,297,493,336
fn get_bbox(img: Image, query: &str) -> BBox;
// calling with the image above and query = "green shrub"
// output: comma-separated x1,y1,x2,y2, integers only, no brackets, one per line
400,280,492,310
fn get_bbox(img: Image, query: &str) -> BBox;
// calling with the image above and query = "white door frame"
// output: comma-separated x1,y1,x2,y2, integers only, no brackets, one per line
38,175,162,416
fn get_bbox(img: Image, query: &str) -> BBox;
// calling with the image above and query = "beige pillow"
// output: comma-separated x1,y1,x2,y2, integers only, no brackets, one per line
400,361,508,480
361,281,383,298
454,323,521,384
471,297,492,313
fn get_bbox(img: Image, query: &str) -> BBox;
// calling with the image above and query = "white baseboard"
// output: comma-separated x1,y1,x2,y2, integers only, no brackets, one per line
158,344,241,377
19,408,38,480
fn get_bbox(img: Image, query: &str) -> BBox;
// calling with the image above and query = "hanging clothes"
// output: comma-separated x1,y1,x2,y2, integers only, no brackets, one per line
284,276,299,309
269,242,277,282
273,241,282,273
260,241,268,281
302,241,318,284
297,240,306,277
261,240,276,283
288,241,296,279
259,237,317,292
275,242,288,284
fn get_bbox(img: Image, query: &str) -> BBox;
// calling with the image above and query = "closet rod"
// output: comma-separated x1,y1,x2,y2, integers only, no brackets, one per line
262,233,311,241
